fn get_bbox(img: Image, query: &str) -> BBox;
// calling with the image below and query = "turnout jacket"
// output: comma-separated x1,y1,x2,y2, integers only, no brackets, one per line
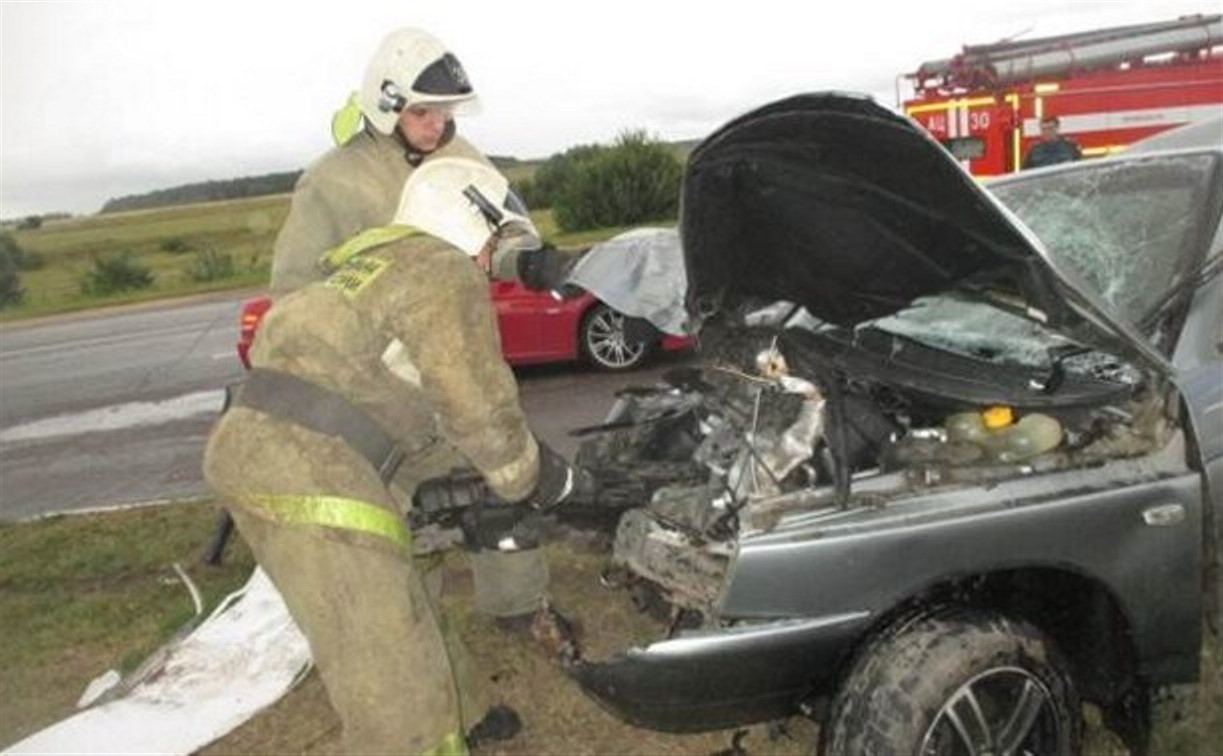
253,234,541,502
270,127,489,295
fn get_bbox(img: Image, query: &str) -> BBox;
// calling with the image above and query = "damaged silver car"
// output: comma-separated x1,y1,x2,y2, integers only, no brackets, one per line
568,94,1222,755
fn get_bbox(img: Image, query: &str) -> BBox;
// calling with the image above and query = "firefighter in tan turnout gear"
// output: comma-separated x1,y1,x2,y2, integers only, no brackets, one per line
270,27,491,294
268,27,561,636
203,157,588,753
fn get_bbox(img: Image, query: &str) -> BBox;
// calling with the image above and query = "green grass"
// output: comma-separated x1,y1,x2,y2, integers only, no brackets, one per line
0,501,254,747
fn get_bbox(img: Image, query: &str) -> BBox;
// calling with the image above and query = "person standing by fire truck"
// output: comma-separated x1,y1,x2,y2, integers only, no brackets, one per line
1022,115,1082,169
265,27,569,655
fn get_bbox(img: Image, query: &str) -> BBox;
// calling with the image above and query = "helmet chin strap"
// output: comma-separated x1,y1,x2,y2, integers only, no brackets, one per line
400,119,456,166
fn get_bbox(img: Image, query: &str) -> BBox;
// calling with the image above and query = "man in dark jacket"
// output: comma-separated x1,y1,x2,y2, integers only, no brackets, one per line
1023,115,1082,169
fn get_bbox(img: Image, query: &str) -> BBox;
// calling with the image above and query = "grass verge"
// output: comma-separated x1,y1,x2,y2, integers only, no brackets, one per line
0,501,254,747
3,503,1216,753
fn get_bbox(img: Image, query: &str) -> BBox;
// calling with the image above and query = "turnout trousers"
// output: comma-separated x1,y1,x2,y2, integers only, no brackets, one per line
204,407,479,755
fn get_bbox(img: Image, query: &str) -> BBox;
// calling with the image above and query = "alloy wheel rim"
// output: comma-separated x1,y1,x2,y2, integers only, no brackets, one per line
587,308,645,368
919,666,1060,756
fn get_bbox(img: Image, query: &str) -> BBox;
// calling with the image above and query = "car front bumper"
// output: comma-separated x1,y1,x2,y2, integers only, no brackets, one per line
569,610,870,732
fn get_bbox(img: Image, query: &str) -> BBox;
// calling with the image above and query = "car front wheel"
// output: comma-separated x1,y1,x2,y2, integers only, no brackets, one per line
821,612,1081,756
580,303,655,371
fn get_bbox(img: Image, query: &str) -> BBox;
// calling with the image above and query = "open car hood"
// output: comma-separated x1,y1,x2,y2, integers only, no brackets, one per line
680,92,1173,374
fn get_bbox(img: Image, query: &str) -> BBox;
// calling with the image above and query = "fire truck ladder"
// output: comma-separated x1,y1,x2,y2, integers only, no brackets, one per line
912,14,1222,92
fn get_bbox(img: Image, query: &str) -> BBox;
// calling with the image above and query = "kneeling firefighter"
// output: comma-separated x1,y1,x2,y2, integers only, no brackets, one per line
202,157,590,754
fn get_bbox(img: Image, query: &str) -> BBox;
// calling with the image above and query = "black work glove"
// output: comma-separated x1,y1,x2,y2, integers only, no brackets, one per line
458,502,542,551
528,443,600,510
516,243,571,292
410,470,541,552
410,469,493,529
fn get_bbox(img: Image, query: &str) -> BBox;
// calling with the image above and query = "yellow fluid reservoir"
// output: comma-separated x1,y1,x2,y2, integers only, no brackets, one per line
944,411,1063,463
946,412,990,444
990,413,1063,463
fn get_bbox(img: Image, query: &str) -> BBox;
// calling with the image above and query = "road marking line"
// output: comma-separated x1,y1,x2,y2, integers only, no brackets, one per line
0,390,226,445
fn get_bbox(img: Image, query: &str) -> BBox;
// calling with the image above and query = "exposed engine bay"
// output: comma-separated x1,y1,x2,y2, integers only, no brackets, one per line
577,301,1177,622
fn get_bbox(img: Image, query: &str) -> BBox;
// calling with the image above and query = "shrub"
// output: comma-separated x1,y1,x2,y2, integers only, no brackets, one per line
511,177,537,209
78,252,155,296
186,247,236,282
527,144,602,209
160,237,194,254
0,234,25,308
1,231,44,270
552,131,682,232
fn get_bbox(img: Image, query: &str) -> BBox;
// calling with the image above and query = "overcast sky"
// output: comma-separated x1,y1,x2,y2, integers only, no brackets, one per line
0,0,1213,217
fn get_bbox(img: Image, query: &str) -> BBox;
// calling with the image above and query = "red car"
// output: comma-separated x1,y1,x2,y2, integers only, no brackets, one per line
237,280,688,372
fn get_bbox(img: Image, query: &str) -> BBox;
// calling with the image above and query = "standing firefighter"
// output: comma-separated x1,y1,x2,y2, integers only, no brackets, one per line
270,27,490,294
267,27,567,641
203,158,587,753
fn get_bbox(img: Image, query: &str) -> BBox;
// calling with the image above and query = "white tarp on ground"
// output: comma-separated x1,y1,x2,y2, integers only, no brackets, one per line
5,568,310,755
566,227,689,336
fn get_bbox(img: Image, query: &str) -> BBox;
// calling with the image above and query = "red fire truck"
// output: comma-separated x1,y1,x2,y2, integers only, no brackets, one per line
902,14,1223,175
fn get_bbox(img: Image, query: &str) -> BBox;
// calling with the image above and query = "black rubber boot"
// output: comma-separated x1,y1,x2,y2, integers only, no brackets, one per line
494,602,581,666
466,704,522,748
529,602,580,667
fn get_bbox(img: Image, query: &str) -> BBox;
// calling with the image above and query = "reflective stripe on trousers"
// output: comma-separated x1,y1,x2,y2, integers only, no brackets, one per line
421,730,468,756
246,493,411,549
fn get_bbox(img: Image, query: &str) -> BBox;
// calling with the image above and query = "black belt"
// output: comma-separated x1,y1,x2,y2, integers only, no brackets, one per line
232,368,406,482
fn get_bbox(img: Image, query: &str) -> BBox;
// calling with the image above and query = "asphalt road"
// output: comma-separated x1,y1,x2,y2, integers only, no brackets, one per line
0,295,684,521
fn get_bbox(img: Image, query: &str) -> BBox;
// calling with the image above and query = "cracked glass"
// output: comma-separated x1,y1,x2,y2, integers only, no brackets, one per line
868,154,1218,368
991,153,1218,329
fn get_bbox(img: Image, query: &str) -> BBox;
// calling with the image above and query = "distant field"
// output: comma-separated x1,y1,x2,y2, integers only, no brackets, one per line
1,192,633,322
4,195,291,320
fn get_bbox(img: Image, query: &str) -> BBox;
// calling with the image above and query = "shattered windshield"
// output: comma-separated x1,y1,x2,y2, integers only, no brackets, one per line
990,153,1219,329
865,153,1219,368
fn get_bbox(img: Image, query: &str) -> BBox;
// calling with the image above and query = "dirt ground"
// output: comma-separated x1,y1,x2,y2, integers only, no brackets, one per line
199,527,1219,755
202,534,816,755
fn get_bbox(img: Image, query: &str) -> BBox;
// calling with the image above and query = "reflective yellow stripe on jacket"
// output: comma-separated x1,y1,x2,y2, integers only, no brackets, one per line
320,224,420,273
331,91,364,146
248,494,411,549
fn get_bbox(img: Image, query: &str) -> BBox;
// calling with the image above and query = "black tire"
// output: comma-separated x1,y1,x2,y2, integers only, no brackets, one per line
821,612,1081,756
580,303,655,371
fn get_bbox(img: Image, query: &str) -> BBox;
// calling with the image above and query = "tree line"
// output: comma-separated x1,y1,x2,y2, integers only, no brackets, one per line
100,171,305,213
95,132,688,234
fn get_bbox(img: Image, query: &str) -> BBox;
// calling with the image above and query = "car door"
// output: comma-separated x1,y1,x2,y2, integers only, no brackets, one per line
489,278,573,364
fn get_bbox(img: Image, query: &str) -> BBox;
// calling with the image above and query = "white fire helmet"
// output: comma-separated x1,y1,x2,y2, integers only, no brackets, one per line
396,157,539,257
358,28,481,135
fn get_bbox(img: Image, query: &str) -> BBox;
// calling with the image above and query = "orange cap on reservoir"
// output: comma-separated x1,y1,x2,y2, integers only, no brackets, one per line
982,405,1015,429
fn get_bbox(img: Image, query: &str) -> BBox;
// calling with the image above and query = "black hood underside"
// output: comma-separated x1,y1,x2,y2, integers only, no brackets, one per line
681,93,1046,327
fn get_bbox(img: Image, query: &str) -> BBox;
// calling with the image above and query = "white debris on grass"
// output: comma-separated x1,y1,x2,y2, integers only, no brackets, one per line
4,568,311,755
